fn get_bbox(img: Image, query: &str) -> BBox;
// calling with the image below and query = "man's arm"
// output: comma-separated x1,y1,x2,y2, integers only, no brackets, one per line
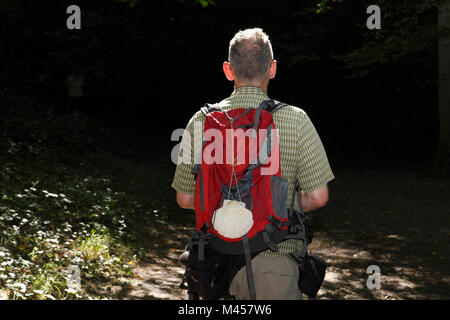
176,192,195,210
294,110,334,213
172,113,202,211
300,185,328,213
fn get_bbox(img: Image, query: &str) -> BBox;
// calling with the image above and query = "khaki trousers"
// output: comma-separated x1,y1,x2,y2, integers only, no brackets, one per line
229,255,303,300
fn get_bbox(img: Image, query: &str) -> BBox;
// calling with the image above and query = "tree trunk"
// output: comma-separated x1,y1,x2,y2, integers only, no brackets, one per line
434,1,450,175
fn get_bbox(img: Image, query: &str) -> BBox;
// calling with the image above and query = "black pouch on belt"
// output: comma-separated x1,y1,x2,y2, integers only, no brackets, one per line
297,252,327,298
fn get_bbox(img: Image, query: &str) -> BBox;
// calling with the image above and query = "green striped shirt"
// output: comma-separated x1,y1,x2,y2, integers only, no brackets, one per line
171,86,334,257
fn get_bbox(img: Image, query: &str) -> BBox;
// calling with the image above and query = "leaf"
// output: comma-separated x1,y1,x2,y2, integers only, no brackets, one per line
194,0,215,8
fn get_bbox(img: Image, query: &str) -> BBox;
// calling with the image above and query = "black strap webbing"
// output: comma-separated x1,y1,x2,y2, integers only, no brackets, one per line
269,100,288,114
242,235,256,300
201,103,221,115
289,180,308,258
252,101,269,133
262,228,279,251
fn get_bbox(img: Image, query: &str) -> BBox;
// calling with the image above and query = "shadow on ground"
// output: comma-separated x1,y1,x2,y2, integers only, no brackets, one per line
84,140,450,300
310,169,450,300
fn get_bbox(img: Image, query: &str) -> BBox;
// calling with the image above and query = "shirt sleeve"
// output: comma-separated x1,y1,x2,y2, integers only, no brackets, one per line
296,112,334,193
171,113,203,194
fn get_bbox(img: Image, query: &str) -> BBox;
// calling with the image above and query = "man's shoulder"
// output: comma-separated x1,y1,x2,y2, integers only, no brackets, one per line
185,109,205,130
185,99,308,128
186,98,230,126
272,102,307,121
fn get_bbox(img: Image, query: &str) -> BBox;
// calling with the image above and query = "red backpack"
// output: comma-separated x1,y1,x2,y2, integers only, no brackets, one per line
184,99,308,300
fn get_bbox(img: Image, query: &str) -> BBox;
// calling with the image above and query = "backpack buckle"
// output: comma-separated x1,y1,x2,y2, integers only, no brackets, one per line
268,215,283,230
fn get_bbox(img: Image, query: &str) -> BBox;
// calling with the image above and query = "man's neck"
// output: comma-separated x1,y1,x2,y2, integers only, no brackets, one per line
234,80,269,93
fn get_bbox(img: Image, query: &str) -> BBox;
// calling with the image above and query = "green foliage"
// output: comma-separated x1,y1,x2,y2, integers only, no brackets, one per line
316,0,344,14
0,158,136,299
0,96,90,165
0,97,181,299
193,0,215,8
313,0,440,78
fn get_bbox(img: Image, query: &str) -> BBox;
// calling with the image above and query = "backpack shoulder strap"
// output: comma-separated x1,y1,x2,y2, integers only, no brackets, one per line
200,103,222,116
266,100,289,114
201,100,286,116
253,100,289,132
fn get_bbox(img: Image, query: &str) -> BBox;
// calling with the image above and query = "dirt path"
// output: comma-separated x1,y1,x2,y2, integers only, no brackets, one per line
116,231,449,300
120,249,187,300
104,169,450,300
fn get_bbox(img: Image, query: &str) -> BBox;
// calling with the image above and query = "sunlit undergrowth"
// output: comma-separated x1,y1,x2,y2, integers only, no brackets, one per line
0,96,185,300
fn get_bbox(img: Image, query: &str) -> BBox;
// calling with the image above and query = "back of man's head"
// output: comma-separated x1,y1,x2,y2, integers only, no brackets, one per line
228,28,274,84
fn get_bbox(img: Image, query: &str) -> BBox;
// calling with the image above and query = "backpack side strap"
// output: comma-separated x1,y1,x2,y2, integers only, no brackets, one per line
242,235,257,300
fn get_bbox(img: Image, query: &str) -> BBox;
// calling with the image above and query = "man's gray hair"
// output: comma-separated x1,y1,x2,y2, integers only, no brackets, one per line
228,28,274,83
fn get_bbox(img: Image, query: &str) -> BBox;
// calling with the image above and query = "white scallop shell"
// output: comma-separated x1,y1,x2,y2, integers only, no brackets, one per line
212,200,254,239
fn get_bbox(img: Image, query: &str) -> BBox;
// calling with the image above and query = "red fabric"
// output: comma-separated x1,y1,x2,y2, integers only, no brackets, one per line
194,108,285,242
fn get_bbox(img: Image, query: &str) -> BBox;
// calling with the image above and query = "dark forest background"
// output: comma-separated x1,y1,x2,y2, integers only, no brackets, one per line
1,0,442,167
0,0,449,300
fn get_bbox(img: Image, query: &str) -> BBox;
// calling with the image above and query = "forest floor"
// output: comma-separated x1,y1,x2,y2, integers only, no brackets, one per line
98,153,450,300
1,110,449,300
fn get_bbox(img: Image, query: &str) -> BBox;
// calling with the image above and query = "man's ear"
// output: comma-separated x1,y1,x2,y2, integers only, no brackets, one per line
223,61,234,81
269,60,277,79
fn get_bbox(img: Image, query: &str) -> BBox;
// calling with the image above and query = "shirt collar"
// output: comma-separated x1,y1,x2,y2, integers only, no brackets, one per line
231,86,269,99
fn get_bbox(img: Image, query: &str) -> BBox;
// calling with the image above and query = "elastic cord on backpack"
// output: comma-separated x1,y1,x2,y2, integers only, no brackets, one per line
223,110,243,203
